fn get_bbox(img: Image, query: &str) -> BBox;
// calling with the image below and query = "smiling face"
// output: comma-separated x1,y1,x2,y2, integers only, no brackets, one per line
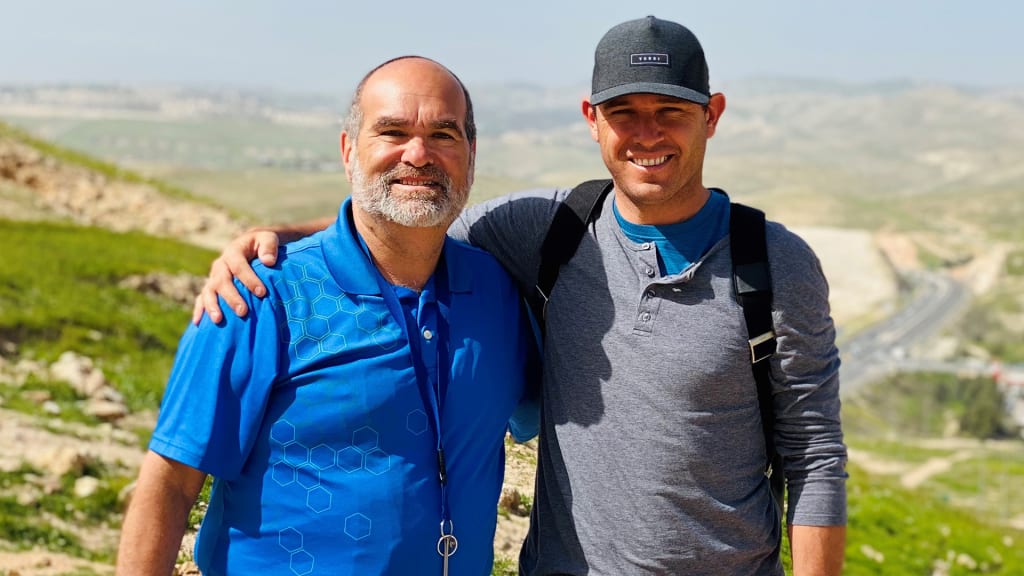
584,91,725,225
342,57,475,229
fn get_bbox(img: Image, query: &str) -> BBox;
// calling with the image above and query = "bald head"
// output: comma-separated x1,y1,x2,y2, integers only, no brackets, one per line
343,56,476,145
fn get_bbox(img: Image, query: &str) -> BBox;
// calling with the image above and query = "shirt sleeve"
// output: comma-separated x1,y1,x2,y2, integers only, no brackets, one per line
149,280,284,480
768,224,848,527
450,189,568,291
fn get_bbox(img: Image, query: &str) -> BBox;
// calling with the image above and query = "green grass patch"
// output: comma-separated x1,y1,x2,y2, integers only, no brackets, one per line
0,505,89,558
926,452,1024,523
845,437,955,464
955,288,1024,363
841,369,1024,573
844,462,1024,574
491,554,517,576
843,372,1018,439
0,464,121,561
0,218,215,411
1007,251,1024,276
188,477,213,528
0,376,102,425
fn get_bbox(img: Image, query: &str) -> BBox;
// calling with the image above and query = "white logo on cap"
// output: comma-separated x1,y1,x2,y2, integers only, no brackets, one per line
630,53,670,66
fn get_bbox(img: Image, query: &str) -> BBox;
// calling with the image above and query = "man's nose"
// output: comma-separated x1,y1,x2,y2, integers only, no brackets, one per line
632,115,663,144
401,136,432,167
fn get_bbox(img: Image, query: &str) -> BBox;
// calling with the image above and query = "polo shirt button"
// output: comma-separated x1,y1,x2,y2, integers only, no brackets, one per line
640,312,651,322
646,267,655,277
646,289,657,298
641,242,651,250
422,329,433,340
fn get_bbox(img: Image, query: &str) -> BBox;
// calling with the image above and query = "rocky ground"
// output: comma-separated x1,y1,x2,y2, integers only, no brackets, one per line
0,133,903,575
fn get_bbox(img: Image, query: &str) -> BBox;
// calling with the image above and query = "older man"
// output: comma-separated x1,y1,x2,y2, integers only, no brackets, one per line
116,56,537,576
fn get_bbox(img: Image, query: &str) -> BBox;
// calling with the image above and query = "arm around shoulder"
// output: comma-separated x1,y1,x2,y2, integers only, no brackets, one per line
116,451,207,576
192,216,335,325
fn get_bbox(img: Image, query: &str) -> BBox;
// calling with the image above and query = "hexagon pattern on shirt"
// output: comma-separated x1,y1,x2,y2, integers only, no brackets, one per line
270,420,395,517
265,262,438,570
277,264,402,361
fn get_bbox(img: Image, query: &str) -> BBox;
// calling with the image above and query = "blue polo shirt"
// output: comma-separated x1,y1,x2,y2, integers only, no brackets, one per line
151,198,538,575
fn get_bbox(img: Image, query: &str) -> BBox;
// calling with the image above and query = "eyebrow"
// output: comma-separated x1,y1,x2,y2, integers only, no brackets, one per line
370,116,463,135
432,119,462,133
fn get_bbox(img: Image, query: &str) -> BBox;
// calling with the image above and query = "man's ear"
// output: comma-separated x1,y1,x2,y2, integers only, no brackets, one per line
582,99,599,142
340,131,354,181
705,93,727,138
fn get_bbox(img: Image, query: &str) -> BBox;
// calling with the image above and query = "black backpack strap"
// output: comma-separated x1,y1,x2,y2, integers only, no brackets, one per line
529,179,614,333
729,202,784,510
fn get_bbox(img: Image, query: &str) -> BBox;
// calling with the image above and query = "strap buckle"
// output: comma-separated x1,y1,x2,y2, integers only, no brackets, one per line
749,330,776,364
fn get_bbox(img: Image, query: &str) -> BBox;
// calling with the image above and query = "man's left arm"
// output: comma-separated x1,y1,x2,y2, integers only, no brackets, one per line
116,451,207,576
790,525,846,576
768,228,848,574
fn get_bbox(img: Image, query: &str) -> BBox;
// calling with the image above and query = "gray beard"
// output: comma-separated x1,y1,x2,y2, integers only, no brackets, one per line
349,155,471,228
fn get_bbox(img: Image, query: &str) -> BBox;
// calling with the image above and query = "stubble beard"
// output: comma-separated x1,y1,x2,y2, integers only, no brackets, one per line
349,154,473,228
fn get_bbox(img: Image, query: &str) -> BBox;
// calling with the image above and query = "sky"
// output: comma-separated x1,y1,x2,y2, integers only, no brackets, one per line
3,0,1021,95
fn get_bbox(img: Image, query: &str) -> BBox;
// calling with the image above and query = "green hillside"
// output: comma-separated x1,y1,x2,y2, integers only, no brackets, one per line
0,219,212,411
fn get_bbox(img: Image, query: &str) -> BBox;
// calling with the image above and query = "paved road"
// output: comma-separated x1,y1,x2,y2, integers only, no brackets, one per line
838,270,972,394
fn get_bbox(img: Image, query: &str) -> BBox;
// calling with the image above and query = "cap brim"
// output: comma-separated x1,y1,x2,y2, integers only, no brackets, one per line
590,82,710,106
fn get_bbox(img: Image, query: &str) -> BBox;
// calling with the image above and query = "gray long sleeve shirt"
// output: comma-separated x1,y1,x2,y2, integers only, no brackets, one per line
450,188,847,576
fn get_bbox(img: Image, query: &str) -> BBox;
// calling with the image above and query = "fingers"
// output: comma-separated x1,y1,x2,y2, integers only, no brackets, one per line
191,228,280,326
255,231,281,268
225,251,268,300
210,257,249,318
191,294,205,326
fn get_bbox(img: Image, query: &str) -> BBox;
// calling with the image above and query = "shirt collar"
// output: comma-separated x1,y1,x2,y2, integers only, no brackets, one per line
321,198,472,295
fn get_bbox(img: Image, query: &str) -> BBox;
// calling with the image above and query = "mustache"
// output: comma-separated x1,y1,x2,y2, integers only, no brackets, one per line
382,165,452,189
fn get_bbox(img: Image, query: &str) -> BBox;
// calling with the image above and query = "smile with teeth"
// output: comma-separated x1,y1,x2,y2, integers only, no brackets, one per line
392,178,440,189
631,155,670,167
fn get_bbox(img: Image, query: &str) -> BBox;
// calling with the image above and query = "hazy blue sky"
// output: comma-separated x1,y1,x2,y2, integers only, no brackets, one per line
3,0,1020,94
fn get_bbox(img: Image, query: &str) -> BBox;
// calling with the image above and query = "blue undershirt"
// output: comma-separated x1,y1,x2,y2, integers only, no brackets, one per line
613,189,731,275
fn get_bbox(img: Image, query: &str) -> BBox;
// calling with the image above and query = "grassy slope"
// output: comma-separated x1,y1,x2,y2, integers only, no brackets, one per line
844,461,1023,574
0,219,213,410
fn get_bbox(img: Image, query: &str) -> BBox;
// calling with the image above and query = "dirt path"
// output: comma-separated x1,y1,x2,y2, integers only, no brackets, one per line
850,437,1006,490
899,450,975,489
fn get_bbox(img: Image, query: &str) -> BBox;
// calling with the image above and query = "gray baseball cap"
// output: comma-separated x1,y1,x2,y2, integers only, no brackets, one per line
590,15,711,106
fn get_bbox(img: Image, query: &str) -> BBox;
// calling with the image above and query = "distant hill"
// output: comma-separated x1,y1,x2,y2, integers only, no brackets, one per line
3,79,1023,338
2,80,1022,225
